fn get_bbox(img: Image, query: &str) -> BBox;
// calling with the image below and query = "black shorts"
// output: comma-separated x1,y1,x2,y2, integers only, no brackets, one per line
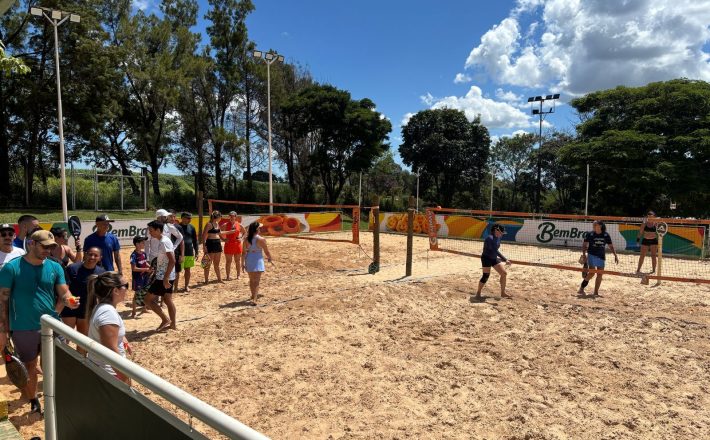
641,238,658,246
60,300,87,319
206,239,222,254
11,330,41,363
481,256,501,268
148,280,174,296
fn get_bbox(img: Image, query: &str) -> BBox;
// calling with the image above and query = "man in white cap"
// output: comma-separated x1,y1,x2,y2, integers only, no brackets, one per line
0,224,24,270
147,209,183,263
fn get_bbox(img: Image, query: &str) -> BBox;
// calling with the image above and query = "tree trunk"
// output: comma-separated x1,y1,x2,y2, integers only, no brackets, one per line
150,155,161,197
214,141,224,199
0,77,9,194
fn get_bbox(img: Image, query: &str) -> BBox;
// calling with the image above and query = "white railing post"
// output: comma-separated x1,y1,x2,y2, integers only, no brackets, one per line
41,320,57,440
39,315,268,439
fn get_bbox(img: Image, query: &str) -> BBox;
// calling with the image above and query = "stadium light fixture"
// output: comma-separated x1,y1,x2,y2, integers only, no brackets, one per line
528,92,561,212
252,49,285,214
29,7,81,222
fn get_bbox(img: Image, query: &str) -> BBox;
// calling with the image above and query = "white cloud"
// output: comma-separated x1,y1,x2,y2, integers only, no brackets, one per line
454,73,472,84
495,88,522,103
420,93,435,106
133,0,154,11
428,86,533,129
401,112,415,127
464,0,710,96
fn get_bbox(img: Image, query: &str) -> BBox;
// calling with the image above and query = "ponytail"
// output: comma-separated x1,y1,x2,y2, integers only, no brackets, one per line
247,221,260,245
85,271,124,320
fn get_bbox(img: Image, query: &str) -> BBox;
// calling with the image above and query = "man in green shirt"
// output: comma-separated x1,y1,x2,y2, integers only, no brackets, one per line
0,230,79,414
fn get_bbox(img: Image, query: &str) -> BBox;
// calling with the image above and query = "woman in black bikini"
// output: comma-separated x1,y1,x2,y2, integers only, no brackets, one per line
636,211,658,274
201,211,225,283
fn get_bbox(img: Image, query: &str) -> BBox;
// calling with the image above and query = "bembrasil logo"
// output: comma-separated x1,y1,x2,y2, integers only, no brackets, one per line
536,221,588,243
92,223,148,238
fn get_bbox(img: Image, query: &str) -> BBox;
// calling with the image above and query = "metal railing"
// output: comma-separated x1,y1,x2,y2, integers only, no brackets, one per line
40,315,269,440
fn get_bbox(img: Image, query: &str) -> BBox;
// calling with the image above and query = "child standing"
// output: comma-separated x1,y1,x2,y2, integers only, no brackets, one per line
130,235,151,318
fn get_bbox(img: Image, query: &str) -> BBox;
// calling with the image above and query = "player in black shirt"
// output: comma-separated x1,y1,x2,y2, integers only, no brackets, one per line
579,220,619,296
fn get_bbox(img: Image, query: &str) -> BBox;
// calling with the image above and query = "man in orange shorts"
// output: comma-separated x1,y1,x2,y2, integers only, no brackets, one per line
221,211,246,280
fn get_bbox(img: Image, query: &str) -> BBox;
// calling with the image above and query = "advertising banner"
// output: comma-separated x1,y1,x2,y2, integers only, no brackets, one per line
373,213,706,257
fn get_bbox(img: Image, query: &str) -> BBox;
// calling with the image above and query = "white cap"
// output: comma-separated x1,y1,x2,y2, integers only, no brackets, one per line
155,209,169,218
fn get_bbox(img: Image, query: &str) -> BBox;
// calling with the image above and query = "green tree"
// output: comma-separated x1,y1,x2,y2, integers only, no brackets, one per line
561,78,710,216
491,132,536,211
284,84,391,203
200,0,254,199
400,109,490,207
534,132,582,213
119,0,199,197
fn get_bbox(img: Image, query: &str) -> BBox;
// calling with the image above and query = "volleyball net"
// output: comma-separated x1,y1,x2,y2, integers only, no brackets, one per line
206,199,361,245
422,207,710,284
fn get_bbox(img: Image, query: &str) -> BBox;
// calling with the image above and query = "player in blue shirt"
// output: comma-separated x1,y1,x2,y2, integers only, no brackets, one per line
474,224,512,300
579,220,619,297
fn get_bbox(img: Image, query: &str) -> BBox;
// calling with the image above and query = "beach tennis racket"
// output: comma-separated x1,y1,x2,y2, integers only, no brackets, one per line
4,341,28,390
200,254,211,269
68,215,82,249
579,255,589,278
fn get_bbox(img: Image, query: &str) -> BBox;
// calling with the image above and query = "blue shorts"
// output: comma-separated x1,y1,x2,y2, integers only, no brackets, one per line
587,254,605,269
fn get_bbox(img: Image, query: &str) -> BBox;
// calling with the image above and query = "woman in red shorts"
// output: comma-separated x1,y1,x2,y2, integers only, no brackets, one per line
221,211,246,280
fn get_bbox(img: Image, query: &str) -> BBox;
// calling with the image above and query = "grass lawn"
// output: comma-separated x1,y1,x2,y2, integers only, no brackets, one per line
0,210,153,223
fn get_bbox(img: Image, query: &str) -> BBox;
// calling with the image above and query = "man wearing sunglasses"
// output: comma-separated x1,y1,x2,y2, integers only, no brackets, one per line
0,230,79,415
0,224,24,270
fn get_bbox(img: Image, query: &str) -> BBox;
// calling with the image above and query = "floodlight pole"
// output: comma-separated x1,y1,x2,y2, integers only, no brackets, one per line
528,94,559,213
31,7,80,222
252,49,284,214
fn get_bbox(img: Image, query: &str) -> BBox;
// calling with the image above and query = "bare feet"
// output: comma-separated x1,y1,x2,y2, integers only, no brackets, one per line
501,293,513,298
156,321,171,332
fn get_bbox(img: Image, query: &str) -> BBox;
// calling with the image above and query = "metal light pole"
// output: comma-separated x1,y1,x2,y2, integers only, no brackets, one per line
527,93,559,213
31,7,80,222
252,49,284,214
489,168,495,216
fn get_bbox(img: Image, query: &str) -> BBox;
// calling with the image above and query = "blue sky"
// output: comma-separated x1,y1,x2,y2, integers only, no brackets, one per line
139,0,710,174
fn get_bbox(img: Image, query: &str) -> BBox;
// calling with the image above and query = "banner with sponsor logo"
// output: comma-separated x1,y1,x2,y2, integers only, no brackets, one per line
373,213,706,257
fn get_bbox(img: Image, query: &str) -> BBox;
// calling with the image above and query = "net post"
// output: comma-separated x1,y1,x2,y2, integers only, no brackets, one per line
655,222,667,286
406,196,415,277
352,207,360,245
372,196,380,273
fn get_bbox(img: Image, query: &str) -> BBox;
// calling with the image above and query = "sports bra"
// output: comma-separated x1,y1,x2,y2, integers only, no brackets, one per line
207,223,220,234
644,224,657,232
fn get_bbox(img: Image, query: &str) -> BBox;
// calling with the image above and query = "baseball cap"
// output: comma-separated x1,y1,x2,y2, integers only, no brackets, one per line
229,211,237,216
181,212,192,218
95,214,115,223
133,235,148,245
0,224,14,233
30,230,57,247
155,209,169,218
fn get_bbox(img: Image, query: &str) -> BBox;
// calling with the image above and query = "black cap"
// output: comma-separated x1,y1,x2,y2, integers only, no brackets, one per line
181,212,192,218
133,235,148,245
96,214,115,223
0,223,14,233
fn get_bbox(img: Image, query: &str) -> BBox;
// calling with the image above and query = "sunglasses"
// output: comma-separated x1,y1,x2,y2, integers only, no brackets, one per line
0,231,13,237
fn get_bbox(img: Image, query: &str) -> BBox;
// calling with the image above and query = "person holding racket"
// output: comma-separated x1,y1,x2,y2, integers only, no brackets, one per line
474,223,512,300
579,220,619,297
0,230,79,415
85,271,132,384
636,211,659,274
50,227,81,268
242,221,273,305
222,211,246,281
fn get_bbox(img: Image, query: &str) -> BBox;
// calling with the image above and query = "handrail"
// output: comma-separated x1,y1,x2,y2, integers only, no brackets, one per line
40,315,269,440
